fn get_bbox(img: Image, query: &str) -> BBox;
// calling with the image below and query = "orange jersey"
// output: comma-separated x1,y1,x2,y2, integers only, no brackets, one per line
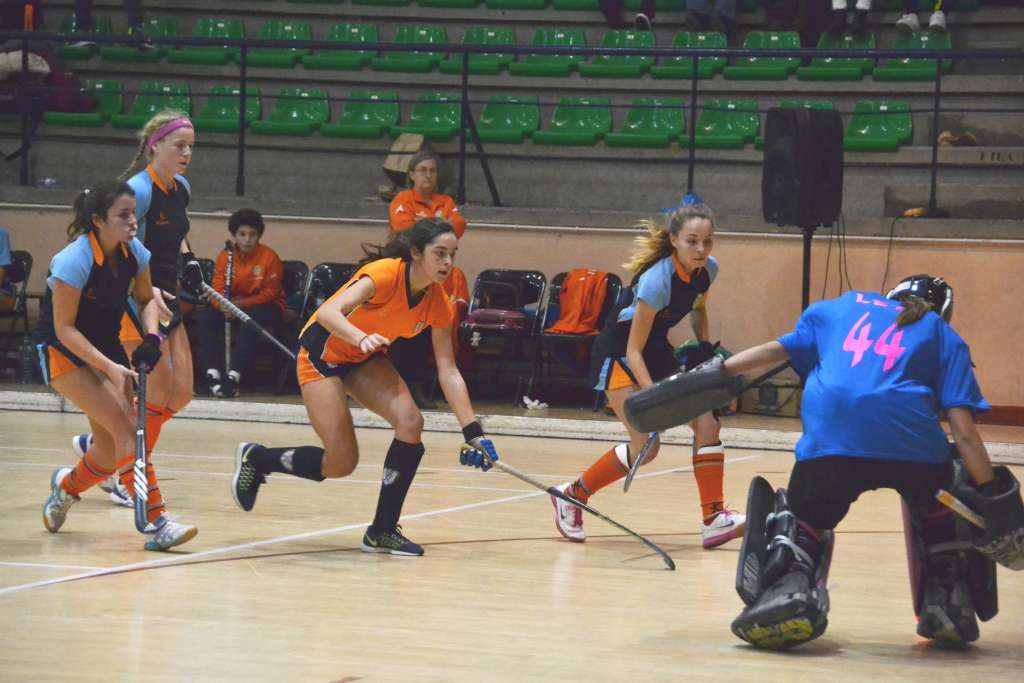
546,269,609,336
300,258,455,366
211,243,284,313
389,189,466,239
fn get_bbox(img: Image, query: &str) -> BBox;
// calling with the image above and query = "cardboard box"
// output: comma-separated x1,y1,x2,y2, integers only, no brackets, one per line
739,380,802,418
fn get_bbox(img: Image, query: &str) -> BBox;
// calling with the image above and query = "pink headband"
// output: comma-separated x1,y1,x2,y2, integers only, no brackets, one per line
147,118,193,148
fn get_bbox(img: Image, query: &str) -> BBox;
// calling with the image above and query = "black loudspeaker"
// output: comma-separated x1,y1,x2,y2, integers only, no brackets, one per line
761,107,844,227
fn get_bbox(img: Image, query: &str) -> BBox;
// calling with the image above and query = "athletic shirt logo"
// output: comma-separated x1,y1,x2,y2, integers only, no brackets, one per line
253,265,262,276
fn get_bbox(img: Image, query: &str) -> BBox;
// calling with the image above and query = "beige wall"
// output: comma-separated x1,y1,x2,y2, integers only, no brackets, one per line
3,205,1021,405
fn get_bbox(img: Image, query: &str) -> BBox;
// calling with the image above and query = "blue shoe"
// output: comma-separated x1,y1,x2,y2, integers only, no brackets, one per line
360,525,424,556
231,442,266,512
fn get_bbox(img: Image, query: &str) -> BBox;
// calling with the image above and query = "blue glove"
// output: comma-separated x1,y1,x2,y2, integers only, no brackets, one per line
460,437,499,472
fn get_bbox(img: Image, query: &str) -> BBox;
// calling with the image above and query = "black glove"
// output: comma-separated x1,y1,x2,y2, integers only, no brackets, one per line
683,340,720,371
180,251,205,298
131,334,162,373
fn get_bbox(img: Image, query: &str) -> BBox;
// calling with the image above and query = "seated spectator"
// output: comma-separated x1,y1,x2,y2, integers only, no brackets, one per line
599,0,656,31
0,226,14,312
388,152,470,407
687,0,737,44
829,0,872,39
197,208,284,398
897,0,953,33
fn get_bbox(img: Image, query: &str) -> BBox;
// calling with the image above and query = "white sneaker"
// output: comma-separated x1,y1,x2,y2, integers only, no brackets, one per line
71,433,117,494
143,514,198,551
551,483,585,542
928,11,946,33
701,506,746,549
42,467,78,533
896,13,920,34
108,479,134,507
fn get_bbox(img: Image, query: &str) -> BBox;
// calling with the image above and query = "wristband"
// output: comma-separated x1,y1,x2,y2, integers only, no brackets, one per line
462,421,484,443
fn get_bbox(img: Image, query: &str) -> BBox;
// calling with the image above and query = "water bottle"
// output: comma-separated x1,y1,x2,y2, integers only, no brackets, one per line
17,335,37,384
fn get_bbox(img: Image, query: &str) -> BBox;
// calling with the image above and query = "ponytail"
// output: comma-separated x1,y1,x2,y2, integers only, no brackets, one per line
360,217,454,267
896,295,934,327
120,109,191,180
624,203,717,281
67,180,135,241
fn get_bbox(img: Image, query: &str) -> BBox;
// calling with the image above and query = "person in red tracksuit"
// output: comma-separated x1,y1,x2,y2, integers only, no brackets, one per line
197,208,284,397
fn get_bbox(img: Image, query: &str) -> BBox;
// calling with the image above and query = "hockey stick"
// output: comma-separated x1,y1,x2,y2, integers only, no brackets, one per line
480,453,676,570
623,432,658,493
200,282,296,361
132,367,150,532
224,240,234,374
936,489,986,529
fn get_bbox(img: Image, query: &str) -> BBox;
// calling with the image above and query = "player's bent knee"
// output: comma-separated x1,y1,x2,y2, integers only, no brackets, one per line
392,410,424,441
322,453,358,479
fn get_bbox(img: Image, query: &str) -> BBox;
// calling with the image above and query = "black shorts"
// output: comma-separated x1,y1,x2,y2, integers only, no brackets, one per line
590,322,679,391
787,454,954,530
38,337,129,385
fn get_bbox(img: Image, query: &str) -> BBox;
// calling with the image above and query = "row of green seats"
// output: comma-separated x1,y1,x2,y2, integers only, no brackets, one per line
40,80,914,151
56,17,954,82
279,0,765,9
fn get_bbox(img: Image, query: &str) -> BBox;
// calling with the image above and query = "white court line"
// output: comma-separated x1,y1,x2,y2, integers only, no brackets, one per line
0,454,761,596
0,561,105,571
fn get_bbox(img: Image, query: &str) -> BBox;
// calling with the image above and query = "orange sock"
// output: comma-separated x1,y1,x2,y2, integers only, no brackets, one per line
567,444,630,503
116,453,166,523
142,403,175,454
61,452,115,497
693,443,725,521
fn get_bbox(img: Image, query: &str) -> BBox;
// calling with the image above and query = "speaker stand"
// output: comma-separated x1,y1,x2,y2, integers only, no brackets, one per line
800,224,816,311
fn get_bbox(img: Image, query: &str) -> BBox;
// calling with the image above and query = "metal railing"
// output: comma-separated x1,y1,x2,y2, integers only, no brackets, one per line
3,28,1022,217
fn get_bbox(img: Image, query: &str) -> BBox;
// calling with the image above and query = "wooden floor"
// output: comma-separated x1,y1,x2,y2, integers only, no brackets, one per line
1,410,1022,682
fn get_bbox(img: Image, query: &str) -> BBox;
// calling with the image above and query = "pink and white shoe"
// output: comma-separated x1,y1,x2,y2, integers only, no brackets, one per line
551,483,585,542
702,506,746,549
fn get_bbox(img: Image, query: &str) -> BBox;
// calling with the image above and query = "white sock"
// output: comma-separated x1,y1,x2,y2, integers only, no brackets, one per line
228,370,241,383
206,368,221,381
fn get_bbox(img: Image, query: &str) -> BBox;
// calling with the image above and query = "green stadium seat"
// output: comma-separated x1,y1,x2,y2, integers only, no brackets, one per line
286,0,345,3
419,0,479,7
250,88,329,136
477,95,540,144
371,26,447,73
321,91,399,139
724,31,801,80
532,97,611,146
43,80,122,127
650,32,726,80
486,0,546,8
552,0,598,8
302,24,378,71
873,32,953,82
167,18,245,65
99,17,177,63
439,27,516,75
248,21,312,68
508,29,586,77
754,100,833,149
797,32,874,81
391,93,462,141
844,100,912,152
692,99,758,149
353,0,412,6
624,0,683,10
110,82,191,129
57,15,113,60
579,30,655,78
605,98,684,148
193,86,261,134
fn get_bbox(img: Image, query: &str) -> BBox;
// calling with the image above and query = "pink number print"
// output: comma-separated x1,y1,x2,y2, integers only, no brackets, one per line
842,312,873,367
873,323,906,372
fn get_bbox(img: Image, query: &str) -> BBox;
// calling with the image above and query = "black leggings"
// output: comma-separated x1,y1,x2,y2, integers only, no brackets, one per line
787,455,954,530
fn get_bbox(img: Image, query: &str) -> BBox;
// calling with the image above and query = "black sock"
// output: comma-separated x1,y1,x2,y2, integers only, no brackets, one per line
369,439,425,533
253,445,326,482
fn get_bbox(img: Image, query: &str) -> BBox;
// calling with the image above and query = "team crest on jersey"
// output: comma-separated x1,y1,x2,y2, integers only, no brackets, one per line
253,265,262,276
413,322,425,334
